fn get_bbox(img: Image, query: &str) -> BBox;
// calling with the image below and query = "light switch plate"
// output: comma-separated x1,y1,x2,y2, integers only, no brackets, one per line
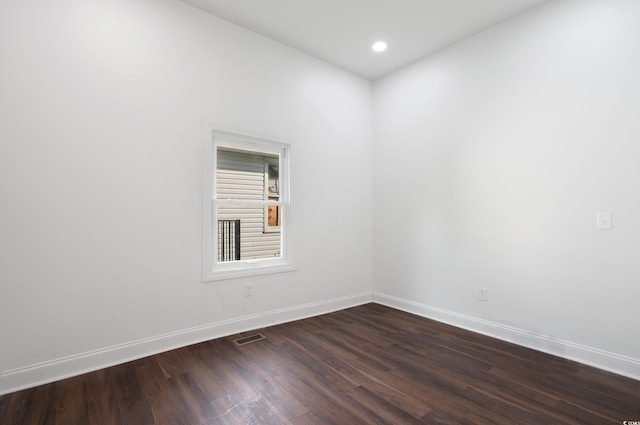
597,212,612,230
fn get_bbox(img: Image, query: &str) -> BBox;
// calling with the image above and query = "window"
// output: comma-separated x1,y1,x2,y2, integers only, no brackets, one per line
202,128,293,281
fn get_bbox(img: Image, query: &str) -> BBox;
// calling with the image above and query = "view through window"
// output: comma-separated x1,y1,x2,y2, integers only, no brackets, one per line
216,147,281,261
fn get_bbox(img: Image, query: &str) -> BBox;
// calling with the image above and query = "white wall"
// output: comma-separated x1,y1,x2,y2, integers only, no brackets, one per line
373,0,640,379
0,0,372,393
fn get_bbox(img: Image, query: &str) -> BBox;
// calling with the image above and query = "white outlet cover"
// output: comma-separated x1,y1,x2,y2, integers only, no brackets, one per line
479,288,488,301
597,212,612,230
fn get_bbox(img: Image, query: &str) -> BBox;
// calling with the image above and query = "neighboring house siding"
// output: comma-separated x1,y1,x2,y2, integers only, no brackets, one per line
217,149,281,260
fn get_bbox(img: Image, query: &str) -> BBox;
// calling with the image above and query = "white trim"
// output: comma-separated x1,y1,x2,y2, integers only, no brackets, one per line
373,292,640,381
0,292,372,396
205,262,296,281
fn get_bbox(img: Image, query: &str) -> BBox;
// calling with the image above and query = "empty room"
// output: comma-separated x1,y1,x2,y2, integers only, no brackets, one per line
1,0,639,423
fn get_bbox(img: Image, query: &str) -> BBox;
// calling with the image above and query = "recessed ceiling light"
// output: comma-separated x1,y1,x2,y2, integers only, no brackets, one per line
372,41,387,52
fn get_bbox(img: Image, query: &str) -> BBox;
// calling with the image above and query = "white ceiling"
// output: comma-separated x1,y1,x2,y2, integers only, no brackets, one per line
181,0,551,80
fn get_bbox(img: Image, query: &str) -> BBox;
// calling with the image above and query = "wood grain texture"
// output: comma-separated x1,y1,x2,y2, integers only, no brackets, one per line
2,304,639,424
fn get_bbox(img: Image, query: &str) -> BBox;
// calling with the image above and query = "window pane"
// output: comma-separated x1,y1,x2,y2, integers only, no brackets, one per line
215,146,282,263
216,205,282,262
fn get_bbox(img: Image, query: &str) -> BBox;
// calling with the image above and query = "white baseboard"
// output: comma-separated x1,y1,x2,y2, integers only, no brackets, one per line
373,292,640,381
0,292,372,396
5,291,637,396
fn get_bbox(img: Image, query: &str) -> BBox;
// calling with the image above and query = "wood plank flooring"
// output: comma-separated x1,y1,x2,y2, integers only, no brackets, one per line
1,303,639,424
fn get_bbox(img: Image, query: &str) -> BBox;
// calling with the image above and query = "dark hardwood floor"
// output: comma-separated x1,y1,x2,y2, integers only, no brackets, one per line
2,303,639,424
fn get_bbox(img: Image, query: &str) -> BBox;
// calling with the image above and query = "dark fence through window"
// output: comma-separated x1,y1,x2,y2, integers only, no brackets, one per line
218,219,240,262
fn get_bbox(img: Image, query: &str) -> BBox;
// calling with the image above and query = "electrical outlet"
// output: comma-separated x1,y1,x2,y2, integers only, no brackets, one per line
479,288,488,302
597,212,612,230
244,283,253,297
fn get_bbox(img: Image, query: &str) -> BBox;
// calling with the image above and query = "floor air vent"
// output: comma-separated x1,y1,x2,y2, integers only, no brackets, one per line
233,333,266,346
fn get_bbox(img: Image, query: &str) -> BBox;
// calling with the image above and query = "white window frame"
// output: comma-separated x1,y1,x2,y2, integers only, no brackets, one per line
202,127,294,281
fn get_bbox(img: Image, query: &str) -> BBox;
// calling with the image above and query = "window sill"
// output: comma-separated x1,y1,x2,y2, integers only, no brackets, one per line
203,262,296,282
